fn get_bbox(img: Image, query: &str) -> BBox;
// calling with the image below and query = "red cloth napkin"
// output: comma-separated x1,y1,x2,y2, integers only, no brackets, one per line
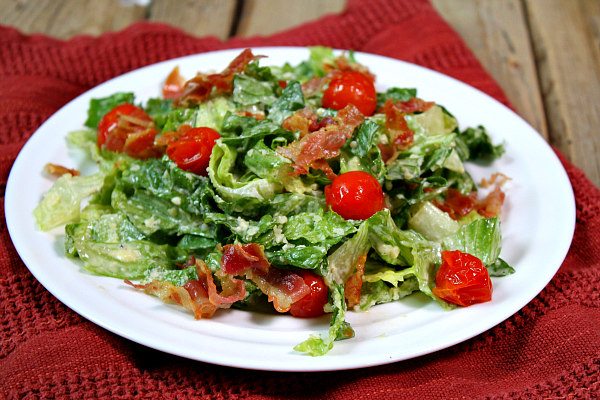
1,0,598,398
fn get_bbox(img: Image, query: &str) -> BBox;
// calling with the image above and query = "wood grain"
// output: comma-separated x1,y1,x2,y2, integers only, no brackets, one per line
149,0,237,40
0,0,145,39
432,0,548,139
525,0,600,186
235,0,346,37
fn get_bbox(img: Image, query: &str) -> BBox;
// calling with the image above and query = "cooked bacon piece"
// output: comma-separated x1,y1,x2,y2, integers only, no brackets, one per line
277,104,364,176
379,98,436,163
344,254,367,309
124,259,246,319
282,108,318,138
236,110,266,120
480,172,511,189
435,187,506,220
126,279,218,319
383,99,415,150
198,261,246,308
220,243,310,313
477,186,506,218
162,66,186,99
154,124,192,149
44,163,80,177
246,268,310,313
176,49,261,107
221,243,270,275
393,97,434,114
434,189,477,220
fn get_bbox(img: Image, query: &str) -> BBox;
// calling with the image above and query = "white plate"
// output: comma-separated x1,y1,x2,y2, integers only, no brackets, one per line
5,47,575,371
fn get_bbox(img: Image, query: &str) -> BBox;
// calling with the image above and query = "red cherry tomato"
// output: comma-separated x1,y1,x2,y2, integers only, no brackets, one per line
322,71,377,116
325,171,385,220
432,250,492,306
166,127,220,175
97,103,158,159
289,270,328,318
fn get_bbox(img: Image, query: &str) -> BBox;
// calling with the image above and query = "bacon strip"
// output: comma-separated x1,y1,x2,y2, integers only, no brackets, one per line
175,49,261,107
277,104,364,177
434,187,506,220
125,259,246,319
44,163,80,177
379,99,435,163
344,254,367,309
126,279,218,319
221,243,310,313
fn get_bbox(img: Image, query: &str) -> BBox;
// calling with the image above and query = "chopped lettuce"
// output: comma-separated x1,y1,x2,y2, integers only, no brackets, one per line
376,87,416,108
294,283,354,356
84,92,134,128
456,125,505,161
268,81,305,125
209,141,281,214
34,47,513,357
34,172,105,231
442,217,502,266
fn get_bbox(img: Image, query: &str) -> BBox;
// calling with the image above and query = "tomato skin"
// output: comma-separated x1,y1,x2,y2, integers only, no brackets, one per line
322,71,377,116
166,127,220,175
97,103,159,159
289,270,328,318
324,171,385,220
432,250,492,306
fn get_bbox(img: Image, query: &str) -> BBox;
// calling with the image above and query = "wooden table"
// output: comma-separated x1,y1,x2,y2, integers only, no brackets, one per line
2,0,598,187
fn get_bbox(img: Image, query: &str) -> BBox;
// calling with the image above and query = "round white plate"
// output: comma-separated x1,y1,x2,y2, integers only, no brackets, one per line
5,47,575,371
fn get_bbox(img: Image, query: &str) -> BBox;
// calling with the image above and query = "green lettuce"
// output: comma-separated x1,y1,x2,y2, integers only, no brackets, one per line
294,283,354,356
268,80,305,125
209,141,281,214
456,125,505,161
65,210,175,279
84,92,134,128
34,172,105,231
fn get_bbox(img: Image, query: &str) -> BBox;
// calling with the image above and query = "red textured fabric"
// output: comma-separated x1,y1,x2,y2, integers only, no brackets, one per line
1,0,598,398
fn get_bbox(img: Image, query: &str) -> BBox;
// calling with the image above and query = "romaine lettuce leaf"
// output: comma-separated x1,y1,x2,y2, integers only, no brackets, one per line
359,278,419,310
232,74,276,107
267,80,305,125
325,221,370,286
34,172,105,231
284,210,356,245
376,87,416,108
340,120,386,180
84,92,134,128
209,142,281,214
65,215,175,279
442,217,502,266
294,283,354,356
456,125,504,161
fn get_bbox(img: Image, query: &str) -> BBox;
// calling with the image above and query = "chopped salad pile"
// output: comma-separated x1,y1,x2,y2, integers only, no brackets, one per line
35,47,513,356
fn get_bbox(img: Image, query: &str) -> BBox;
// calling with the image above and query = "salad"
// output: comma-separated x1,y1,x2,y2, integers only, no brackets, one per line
34,47,513,356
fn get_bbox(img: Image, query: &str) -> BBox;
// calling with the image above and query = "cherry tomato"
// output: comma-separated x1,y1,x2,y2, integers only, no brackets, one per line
166,127,220,175
432,250,492,306
324,171,385,220
97,103,158,159
322,71,377,116
289,270,328,318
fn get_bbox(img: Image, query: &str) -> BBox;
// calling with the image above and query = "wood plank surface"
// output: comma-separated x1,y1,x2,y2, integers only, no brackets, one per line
149,0,237,40
235,0,346,37
432,0,548,140
0,0,145,39
525,0,600,186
